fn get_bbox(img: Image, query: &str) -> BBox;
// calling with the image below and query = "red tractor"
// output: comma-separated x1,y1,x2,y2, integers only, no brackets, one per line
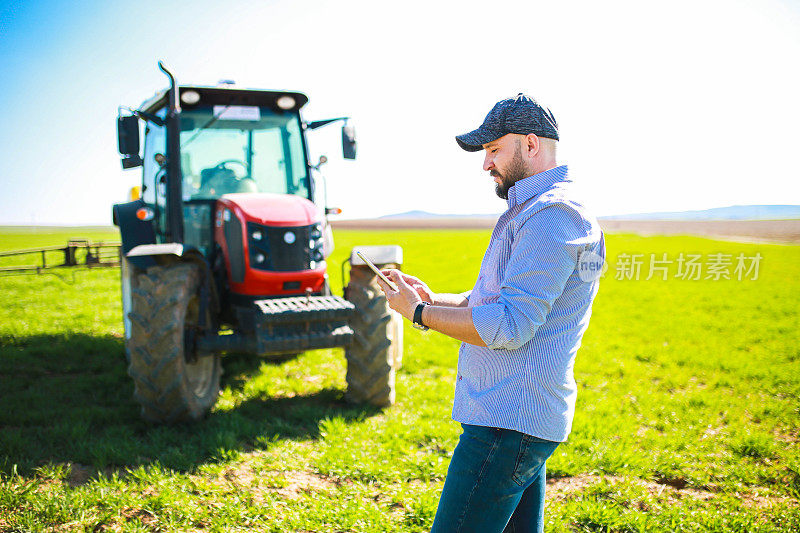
113,63,402,423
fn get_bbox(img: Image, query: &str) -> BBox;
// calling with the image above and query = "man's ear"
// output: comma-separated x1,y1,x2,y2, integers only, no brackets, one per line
525,133,540,157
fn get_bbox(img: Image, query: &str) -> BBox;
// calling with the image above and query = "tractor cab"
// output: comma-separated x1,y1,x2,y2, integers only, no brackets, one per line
133,87,315,256
115,71,356,299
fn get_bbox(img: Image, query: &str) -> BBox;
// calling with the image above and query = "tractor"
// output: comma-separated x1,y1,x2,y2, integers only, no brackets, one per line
113,63,402,423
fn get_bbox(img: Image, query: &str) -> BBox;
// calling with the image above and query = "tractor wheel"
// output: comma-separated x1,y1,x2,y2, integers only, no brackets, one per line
344,264,402,407
126,262,221,423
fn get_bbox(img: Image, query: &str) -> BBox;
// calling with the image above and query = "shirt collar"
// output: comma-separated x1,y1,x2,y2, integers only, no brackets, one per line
507,165,570,208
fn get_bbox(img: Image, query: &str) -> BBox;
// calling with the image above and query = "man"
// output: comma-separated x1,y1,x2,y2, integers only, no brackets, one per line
377,94,605,533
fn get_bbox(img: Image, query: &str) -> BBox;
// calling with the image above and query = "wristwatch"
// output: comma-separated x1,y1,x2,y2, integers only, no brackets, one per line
412,302,430,331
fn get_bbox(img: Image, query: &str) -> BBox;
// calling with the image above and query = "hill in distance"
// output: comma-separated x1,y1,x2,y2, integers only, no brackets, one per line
601,204,800,221
379,205,800,221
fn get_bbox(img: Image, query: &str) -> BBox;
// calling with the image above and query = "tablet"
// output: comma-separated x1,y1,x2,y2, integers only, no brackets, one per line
356,251,398,291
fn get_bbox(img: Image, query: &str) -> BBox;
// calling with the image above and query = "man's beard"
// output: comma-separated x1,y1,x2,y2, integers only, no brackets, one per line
492,142,528,200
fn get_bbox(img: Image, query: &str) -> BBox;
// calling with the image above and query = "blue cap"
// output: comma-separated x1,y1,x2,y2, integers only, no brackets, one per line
455,93,559,152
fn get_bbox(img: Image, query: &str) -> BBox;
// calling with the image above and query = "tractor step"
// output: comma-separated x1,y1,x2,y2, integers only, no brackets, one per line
253,295,355,323
200,295,356,356
255,323,354,354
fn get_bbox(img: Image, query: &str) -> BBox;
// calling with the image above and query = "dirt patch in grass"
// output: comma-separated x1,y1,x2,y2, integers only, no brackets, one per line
274,470,339,499
221,461,260,487
59,462,125,488
773,429,800,445
118,508,157,528
748,494,799,509
84,508,162,533
546,474,602,500
66,462,92,487
212,461,340,501
654,475,690,490
546,474,796,508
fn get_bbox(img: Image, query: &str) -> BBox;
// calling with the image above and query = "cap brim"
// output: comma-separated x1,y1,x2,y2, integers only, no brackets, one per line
455,127,505,152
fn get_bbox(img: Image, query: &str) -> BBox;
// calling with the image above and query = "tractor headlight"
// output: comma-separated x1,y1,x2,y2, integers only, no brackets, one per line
247,222,271,270
181,90,201,105
308,223,324,259
276,95,296,110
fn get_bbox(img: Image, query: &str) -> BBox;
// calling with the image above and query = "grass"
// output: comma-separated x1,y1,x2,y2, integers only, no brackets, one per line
0,225,798,531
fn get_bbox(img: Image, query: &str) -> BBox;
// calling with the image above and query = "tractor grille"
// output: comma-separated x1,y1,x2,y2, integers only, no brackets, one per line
247,222,324,272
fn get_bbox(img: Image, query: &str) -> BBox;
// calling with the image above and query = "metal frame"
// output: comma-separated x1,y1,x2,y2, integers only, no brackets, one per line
0,240,121,275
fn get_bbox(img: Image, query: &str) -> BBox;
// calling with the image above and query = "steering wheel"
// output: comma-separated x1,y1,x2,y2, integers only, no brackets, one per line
212,159,249,179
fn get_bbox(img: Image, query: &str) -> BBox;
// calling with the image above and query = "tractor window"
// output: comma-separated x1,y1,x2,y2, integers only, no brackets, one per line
142,109,167,236
179,107,309,200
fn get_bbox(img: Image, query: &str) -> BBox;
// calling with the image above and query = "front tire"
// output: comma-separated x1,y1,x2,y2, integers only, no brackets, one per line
126,263,221,423
344,264,402,407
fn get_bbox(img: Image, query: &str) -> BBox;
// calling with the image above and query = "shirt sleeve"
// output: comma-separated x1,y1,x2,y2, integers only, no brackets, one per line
471,203,584,350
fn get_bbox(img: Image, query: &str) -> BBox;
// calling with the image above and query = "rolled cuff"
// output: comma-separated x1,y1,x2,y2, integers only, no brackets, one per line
472,302,513,350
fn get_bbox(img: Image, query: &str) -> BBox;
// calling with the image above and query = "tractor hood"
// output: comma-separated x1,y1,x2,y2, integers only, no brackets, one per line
217,193,320,227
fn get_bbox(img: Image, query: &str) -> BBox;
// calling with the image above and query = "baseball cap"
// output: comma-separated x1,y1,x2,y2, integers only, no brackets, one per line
455,93,559,152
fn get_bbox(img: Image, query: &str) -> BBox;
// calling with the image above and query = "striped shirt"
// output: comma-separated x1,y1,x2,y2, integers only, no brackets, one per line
453,164,604,442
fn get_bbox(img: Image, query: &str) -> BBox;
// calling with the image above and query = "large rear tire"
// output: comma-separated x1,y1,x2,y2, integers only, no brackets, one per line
344,264,402,407
126,263,221,423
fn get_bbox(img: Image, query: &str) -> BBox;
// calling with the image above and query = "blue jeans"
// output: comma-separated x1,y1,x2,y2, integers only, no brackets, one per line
430,424,560,533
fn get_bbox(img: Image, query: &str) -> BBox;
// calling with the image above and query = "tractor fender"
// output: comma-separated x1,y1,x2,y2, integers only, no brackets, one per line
127,244,220,317
350,245,403,266
127,243,185,258
120,243,220,358
113,199,157,270
341,245,404,300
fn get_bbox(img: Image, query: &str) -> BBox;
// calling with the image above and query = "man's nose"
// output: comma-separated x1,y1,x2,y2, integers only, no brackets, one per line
483,153,494,172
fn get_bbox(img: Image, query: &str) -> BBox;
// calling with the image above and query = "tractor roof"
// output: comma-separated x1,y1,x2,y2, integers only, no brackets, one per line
139,85,309,115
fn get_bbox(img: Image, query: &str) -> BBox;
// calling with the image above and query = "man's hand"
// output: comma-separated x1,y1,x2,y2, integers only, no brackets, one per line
376,269,486,346
376,269,423,320
381,269,435,304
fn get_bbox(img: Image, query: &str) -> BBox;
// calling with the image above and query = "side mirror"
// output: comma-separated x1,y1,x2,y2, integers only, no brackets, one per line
117,115,143,169
342,124,356,160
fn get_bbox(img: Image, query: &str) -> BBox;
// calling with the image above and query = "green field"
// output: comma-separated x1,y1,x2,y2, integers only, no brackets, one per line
0,226,798,532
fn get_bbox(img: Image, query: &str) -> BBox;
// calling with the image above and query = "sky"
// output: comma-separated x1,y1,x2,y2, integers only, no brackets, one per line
1,0,799,225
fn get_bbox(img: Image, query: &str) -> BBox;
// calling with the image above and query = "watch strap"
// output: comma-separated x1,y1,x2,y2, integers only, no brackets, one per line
413,302,430,330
